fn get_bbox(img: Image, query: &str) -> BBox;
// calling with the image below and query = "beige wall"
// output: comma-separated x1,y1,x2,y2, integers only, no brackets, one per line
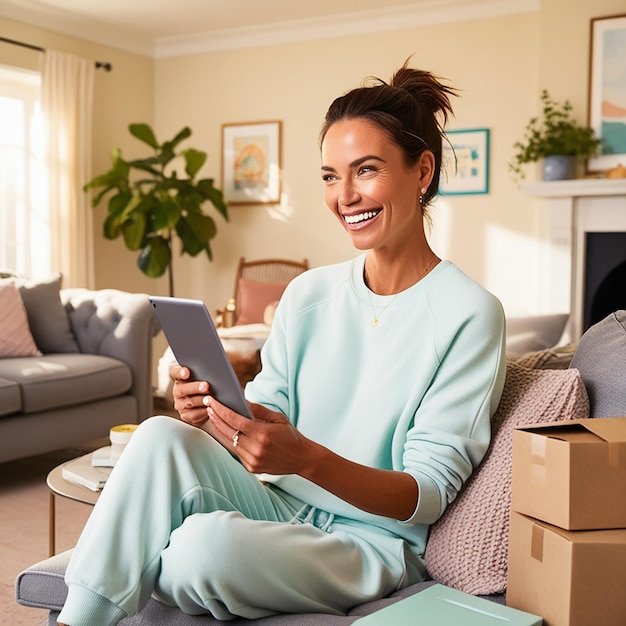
154,12,540,316
3,0,626,318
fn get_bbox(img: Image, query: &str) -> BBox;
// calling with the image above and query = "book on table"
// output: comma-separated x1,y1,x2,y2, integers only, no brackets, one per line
61,450,113,491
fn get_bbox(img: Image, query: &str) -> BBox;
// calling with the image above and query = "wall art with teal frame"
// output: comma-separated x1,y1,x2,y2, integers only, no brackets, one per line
439,128,490,196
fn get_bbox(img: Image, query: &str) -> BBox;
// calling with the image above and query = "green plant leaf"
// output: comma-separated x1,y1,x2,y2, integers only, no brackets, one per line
166,127,192,151
183,148,207,178
107,192,132,217
175,213,216,256
138,236,171,277
197,179,229,219
150,197,181,232
129,123,159,149
121,212,147,250
186,211,217,242
103,213,121,239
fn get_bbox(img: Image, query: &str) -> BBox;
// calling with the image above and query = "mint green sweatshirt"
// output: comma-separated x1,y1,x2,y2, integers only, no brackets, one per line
246,254,506,558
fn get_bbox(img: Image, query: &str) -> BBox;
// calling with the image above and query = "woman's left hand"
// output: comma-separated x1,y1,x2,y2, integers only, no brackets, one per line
203,396,312,475
202,398,419,521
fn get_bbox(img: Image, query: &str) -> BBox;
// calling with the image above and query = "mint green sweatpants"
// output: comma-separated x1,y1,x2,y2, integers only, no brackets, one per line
58,416,415,625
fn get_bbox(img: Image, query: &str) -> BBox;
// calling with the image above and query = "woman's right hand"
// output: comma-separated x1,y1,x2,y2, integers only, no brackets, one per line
170,365,211,427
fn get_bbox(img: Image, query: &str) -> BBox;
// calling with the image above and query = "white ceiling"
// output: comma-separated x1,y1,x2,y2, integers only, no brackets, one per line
0,0,539,58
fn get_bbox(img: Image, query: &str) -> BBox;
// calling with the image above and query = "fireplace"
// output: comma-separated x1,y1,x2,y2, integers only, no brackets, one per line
583,232,626,331
523,179,626,339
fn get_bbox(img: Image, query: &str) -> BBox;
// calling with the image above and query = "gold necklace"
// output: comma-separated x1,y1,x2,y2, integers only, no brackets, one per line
365,254,439,327
366,290,397,327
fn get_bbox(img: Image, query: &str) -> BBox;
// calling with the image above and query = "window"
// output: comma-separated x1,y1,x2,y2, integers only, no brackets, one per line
0,64,50,277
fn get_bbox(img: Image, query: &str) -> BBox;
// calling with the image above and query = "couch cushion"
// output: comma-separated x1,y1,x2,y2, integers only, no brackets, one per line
16,549,71,612
424,360,589,595
0,376,21,417
15,551,446,625
0,354,132,414
508,343,577,370
506,313,569,354
570,310,626,418
0,280,42,357
17,273,80,354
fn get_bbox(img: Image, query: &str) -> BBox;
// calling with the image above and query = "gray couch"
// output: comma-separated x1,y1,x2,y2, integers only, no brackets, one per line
15,311,626,625
0,277,160,464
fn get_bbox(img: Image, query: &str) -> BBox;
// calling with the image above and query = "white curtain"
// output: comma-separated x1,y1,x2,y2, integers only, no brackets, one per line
40,50,95,288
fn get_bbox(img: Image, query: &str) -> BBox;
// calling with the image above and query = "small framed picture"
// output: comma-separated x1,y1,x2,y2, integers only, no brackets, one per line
588,13,626,172
221,121,282,205
440,128,490,196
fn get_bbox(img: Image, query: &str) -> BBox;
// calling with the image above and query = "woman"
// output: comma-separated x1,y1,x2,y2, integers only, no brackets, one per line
58,61,506,625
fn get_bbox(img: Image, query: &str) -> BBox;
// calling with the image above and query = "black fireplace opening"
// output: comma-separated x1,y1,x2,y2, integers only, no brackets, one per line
583,232,626,332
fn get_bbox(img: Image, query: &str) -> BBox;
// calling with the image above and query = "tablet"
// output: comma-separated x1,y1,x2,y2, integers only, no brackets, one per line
149,296,252,419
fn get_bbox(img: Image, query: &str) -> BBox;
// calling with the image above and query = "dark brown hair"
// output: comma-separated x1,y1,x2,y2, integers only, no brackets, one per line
320,60,457,209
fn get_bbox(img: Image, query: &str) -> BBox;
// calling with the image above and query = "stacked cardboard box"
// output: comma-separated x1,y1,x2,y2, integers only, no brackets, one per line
507,417,626,626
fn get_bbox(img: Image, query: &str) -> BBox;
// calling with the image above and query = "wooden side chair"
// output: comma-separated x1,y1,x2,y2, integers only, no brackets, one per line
220,257,309,327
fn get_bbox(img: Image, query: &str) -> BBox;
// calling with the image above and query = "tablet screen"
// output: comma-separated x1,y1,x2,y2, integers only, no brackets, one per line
149,296,252,419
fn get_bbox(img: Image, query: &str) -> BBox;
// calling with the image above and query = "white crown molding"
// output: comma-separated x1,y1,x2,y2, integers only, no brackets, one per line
155,0,540,58
0,0,540,59
0,0,155,57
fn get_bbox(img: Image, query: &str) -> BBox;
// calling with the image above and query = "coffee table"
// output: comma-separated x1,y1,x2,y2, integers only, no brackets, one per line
46,459,101,557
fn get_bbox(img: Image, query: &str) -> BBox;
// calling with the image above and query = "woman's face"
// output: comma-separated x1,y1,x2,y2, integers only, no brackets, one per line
321,118,429,253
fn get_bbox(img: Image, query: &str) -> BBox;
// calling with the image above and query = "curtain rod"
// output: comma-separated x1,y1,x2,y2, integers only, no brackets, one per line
0,36,112,71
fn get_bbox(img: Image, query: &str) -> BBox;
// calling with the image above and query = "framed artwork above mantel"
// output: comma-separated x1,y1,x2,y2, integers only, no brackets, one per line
588,13,626,172
221,121,282,205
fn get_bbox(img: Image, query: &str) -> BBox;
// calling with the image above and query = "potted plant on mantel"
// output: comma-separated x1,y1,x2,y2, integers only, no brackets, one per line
84,123,228,296
509,90,601,185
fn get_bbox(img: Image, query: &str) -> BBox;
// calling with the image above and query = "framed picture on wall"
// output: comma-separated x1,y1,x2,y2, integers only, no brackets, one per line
439,128,490,195
588,13,626,172
221,121,282,205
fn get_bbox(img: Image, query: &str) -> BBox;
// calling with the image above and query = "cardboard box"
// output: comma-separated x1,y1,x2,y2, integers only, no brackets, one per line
511,417,626,529
507,512,626,626
355,583,542,625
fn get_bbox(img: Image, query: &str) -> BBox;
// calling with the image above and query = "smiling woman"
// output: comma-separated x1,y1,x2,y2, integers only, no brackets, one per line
57,60,507,625
319,65,455,295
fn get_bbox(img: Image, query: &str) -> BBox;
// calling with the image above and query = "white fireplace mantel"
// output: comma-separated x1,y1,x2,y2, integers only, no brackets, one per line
522,178,626,339
522,178,626,199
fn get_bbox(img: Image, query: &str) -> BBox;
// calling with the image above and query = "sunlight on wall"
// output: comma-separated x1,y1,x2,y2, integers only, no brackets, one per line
265,189,295,222
485,223,543,316
426,197,452,260
425,199,562,317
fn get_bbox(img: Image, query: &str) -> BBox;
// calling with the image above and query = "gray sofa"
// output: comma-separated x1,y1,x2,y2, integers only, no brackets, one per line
15,310,626,625
0,275,160,464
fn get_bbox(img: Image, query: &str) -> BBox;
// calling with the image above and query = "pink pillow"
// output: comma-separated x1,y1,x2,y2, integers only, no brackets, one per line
424,360,589,595
0,280,42,357
236,279,287,325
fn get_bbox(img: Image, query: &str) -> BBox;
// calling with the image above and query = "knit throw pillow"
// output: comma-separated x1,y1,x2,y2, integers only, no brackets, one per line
0,280,42,357
424,360,589,595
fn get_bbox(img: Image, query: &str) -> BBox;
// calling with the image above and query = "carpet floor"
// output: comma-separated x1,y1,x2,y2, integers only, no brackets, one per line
0,438,108,625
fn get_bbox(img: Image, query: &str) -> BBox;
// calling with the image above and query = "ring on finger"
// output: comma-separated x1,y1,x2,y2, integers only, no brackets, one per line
232,430,240,448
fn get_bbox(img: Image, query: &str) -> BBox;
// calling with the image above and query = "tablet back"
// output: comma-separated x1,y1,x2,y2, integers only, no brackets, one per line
149,296,252,418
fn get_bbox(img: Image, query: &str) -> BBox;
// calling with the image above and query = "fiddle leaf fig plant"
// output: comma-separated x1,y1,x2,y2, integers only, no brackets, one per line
84,123,228,295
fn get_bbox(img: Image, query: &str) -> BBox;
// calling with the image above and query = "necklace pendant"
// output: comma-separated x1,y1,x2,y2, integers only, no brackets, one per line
371,317,379,327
